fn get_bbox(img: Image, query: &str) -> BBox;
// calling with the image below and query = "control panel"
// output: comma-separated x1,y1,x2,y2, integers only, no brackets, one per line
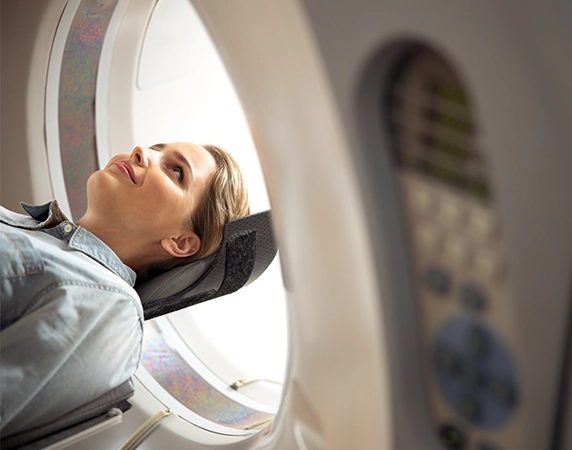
385,47,521,449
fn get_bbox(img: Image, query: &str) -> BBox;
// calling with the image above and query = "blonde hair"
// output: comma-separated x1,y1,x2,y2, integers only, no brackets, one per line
187,144,250,259
136,144,250,284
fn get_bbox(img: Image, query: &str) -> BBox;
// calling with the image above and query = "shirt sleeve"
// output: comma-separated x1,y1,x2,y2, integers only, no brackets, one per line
0,282,143,436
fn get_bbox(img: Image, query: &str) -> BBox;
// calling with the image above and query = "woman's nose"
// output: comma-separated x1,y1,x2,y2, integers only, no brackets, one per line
131,146,149,167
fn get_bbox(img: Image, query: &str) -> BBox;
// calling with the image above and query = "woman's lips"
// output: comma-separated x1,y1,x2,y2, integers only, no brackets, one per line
115,161,136,183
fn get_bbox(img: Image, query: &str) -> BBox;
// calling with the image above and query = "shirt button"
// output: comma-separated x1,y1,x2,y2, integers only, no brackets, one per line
64,223,73,233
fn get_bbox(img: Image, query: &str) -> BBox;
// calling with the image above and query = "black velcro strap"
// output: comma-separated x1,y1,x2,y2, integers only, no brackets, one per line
217,232,256,297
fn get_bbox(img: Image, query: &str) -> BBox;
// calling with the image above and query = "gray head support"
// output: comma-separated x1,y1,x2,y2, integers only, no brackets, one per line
136,210,277,320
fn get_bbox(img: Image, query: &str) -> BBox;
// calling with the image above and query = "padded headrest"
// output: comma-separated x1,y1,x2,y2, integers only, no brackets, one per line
137,210,277,320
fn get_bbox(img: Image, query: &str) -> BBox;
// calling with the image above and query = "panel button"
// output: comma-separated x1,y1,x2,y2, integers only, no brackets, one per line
415,225,441,253
469,209,498,241
475,251,505,281
460,283,487,312
438,424,466,450
409,187,435,214
424,266,451,295
440,199,465,227
443,237,471,266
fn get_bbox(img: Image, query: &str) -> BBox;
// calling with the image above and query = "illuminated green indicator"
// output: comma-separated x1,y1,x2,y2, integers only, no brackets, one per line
439,424,466,449
434,138,470,160
389,49,492,201
435,112,473,134
433,81,469,106
467,179,490,200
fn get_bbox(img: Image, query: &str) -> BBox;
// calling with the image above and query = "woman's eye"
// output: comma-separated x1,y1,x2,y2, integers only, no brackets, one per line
173,166,183,181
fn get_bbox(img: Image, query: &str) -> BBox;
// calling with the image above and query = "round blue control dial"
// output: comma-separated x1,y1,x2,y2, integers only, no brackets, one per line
434,317,518,428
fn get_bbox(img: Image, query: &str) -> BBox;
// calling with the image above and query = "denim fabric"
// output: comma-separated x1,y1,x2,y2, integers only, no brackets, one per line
0,201,143,437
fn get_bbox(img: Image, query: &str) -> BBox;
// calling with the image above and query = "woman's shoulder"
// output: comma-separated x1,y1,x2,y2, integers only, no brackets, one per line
0,204,34,225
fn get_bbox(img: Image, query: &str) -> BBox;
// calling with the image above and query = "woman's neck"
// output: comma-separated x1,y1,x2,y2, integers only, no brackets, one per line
76,213,163,271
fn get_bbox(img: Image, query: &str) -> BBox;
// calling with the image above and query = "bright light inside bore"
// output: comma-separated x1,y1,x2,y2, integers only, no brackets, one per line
133,0,288,401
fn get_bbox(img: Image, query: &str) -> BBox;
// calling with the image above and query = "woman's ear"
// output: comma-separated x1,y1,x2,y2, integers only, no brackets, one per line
160,232,201,258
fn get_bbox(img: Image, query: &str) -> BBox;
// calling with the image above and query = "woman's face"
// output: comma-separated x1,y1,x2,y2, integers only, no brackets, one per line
85,142,216,244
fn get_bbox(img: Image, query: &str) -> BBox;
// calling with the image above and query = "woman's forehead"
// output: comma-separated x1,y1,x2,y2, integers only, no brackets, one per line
155,142,211,161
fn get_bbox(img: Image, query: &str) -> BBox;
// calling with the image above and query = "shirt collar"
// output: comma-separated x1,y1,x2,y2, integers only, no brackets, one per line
21,201,137,286
20,201,68,227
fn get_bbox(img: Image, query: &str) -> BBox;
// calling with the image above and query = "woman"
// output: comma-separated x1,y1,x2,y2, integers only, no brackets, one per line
0,142,249,437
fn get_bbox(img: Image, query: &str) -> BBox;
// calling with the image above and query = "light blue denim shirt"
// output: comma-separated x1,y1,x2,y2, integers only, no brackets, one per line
0,201,143,437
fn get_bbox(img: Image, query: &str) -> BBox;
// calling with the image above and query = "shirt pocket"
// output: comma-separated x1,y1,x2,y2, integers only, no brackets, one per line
0,226,45,279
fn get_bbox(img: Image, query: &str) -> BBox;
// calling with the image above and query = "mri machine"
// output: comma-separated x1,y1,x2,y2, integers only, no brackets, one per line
2,0,572,449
